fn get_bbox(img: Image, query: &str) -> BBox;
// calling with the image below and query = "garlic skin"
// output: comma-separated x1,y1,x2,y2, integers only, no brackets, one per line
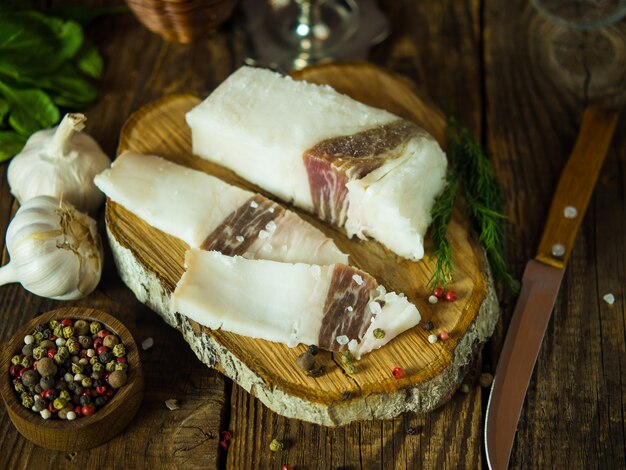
0,196,103,300
8,113,111,214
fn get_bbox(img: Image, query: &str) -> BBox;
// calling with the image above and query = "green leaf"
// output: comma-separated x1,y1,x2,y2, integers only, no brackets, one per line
73,39,103,79
0,64,99,108
47,4,130,27
36,65,99,106
52,16,83,61
0,80,59,136
0,11,84,77
0,130,26,162
0,98,9,124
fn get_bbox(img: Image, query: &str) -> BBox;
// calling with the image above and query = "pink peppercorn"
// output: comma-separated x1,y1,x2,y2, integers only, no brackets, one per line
445,291,458,302
219,430,233,450
438,331,449,342
433,287,445,298
10,364,22,377
392,367,405,379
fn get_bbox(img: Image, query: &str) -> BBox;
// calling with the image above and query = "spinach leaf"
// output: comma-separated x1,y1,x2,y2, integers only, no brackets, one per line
29,11,83,61
0,130,27,162
0,80,59,136
73,39,104,79
0,12,83,77
0,98,9,124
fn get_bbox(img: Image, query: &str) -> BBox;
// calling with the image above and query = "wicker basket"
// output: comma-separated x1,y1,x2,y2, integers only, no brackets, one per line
126,0,240,43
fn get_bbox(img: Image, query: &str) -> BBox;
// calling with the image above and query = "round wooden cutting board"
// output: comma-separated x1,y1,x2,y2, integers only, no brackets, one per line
106,62,499,426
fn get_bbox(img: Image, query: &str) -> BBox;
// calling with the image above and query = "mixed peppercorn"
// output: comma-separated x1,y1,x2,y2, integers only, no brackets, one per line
9,318,129,420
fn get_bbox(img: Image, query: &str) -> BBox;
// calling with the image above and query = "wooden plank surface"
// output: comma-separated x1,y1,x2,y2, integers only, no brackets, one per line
0,0,623,468
484,1,626,469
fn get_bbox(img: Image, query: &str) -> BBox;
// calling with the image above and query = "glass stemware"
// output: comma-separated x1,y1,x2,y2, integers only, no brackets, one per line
241,0,389,71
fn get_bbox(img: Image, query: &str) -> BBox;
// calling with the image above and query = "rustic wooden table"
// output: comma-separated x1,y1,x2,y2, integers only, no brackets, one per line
1,1,624,468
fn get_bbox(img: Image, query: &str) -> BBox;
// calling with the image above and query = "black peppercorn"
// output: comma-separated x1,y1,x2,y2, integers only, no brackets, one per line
40,375,55,390
79,395,91,406
307,344,319,356
55,380,69,392
22,369,39,388
99,351,113,364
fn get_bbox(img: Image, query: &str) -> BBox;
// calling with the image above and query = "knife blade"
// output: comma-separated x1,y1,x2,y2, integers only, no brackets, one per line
484,107,620,470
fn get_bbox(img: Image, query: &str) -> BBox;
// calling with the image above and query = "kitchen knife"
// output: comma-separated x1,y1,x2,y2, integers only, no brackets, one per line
484,107,620,470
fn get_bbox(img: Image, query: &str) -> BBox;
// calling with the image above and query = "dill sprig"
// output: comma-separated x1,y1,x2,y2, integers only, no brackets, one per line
427,172,459,288
427,115,518,294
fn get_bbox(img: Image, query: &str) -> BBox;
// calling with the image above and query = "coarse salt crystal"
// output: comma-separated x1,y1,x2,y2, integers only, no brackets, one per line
336,335,349,346
142,337,154,350
384,292,398,303
258,229,269,239
250,201,259,208
269,207,275,213
346,306,353,312
368,301,382,315
603,293,615,305
375,285,387,297
563,206,578,218
266,221,277,233
428,334,438,344
348,339,358,353
235,235,244,243
165,399,179,410
352,274,363,285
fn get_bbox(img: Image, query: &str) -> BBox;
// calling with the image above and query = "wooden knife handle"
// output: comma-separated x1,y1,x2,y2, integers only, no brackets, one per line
536,108,619,269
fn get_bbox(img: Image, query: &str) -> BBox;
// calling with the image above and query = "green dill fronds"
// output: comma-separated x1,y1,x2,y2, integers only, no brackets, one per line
427,115,518,294
427,173,459,288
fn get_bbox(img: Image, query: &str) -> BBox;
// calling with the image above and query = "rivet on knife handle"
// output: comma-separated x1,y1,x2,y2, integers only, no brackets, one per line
536,108,619,269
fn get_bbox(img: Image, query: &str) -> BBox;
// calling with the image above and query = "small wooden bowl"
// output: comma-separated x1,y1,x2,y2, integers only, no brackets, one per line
0,307,144,451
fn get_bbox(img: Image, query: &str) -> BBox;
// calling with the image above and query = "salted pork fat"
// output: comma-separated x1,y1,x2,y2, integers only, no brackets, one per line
94,152,348,265
186,66,448,260
172,249,421,358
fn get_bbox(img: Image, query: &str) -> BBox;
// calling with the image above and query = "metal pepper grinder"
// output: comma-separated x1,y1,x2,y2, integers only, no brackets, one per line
240,0,390,72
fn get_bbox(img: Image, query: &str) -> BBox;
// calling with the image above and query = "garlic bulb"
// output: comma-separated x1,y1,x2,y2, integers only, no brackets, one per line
0,196,103,300
8,113,111,214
